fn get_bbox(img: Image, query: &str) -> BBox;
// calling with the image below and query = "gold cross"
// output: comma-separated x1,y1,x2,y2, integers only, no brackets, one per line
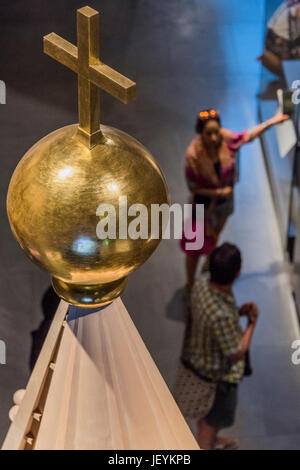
43,6,136,149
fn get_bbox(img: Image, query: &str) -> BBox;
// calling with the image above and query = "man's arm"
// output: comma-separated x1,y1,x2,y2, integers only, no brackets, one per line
213,303,259,365
230,303,259,364
229,321,256,364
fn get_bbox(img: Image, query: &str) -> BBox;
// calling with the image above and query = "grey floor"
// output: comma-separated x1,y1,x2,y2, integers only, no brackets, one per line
0,0,300,450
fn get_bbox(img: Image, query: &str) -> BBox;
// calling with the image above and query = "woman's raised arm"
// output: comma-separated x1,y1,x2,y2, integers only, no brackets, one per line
248,112,289,142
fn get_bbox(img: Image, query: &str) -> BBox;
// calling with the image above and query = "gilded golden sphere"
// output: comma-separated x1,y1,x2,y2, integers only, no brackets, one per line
7,124,169,307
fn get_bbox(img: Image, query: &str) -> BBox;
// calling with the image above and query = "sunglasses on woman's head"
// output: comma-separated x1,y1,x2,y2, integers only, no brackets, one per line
199,110,219,119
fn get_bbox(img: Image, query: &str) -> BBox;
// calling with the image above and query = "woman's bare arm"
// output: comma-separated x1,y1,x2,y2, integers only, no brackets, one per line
248,112,289,142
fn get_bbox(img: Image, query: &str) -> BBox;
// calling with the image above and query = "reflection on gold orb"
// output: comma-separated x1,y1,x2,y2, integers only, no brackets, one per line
7,124,169,307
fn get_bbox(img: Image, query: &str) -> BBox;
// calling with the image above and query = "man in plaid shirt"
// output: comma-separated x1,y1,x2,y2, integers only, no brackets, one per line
182,243,259,449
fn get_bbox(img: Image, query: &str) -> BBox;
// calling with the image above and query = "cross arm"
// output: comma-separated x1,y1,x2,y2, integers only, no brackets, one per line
44,33,78,74
89,63,136,103
43,33,136,104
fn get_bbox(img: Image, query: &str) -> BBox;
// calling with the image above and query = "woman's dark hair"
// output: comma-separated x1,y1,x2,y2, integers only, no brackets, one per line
196,109,221,134
209,243,242,285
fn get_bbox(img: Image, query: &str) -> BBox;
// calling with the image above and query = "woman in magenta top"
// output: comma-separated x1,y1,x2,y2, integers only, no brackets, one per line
182,109,289,289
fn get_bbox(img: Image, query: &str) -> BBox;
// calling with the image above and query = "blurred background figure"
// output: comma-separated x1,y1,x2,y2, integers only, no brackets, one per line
258,0,300,75
174,243,259,450
181,109,288,291
29,286,60,371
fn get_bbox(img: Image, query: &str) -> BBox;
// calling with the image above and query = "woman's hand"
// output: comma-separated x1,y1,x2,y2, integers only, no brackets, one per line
270,112,290,126
218,186,233,198
193,187,222,198
193,186,233,198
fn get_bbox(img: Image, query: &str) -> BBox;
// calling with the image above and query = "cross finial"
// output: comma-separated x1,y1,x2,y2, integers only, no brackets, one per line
43,6,136,149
